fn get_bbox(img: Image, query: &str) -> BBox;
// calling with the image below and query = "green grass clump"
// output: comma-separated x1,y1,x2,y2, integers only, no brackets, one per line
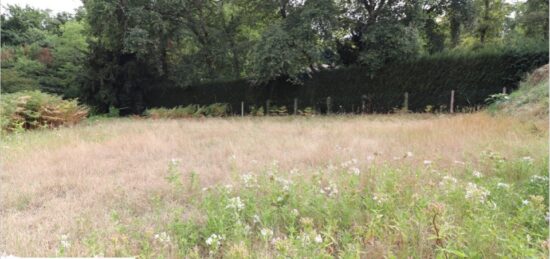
0,90,88,133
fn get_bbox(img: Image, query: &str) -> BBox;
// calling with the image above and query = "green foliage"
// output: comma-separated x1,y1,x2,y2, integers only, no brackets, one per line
145,103,229,118
0,68,41,93
0,91,88,133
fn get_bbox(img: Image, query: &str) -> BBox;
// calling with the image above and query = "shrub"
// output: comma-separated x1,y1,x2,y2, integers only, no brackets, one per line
0,90,88,132
145,103,229,119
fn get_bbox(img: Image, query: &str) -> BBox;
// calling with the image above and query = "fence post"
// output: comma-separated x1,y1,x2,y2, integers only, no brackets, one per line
361,95,367,114
241,101,244,117
403,92,409,112
450,90,455,114
294,98,298,115
326,97,332,115
502,87,507,94
266,100,270,116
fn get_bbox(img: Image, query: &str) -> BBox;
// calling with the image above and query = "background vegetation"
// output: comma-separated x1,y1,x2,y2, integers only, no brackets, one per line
1,0,548,114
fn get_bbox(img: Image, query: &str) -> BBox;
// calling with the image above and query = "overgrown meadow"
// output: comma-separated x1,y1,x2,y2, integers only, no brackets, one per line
3,114,547,258
98,153,549,258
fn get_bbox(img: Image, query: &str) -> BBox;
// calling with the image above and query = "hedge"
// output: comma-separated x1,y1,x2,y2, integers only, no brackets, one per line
143,49,548,114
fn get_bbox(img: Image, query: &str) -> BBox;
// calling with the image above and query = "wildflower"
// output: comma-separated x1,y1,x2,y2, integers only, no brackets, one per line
226,197,245,211
241,173,257,188
372,193,388,204
205,233,224,249
275,177,292,192
291,209,299,216
154,232,171,244
260,228,273,238
320,182,339,197
464,182,490,203
406,151,414,157
423,160,432,165
170,158,181,165
290,168,299,175
497,182,510,189
314,234,323,243
349,167,361,176
522,199,530,206
277,196,284,202
438,176,458,189
60,234,71,249
472,170,483,178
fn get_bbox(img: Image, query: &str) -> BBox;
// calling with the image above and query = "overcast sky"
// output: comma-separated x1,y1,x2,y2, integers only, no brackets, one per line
2,0,82,14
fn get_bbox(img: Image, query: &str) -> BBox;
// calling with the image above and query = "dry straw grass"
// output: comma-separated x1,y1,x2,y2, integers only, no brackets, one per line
0,113,547,255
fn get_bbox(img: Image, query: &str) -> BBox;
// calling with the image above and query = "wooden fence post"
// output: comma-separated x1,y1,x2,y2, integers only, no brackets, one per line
450,90,455,114
502,87,507,94
241,101,244,117
266,100,270,116
403,92,409,112
361,95,367,114
326,97,332,115
294,98,298,115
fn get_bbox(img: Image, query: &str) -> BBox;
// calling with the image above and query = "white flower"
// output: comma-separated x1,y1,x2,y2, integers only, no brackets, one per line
241,173,257,188
154,232,171,244
170,158,181,165
465,182,490,203
439,175,458,189
275,177,292,192
277,196,284,202
292,209,299,216
406,151,414,157
205,233,224,248
372,193,388,204
60,234,71,249
260,228,273,238
423,160,432,165
226,197,245,211
497,182,510,189
472,170,483,178
522,199,530,205
314,234,323,243
321,182,339,197
349,167,361,176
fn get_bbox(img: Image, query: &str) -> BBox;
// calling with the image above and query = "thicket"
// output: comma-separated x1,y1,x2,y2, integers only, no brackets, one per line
144,48,548,114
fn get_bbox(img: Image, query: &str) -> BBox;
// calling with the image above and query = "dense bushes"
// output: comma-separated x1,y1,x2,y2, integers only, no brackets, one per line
0,91,88,132
144,49,548,114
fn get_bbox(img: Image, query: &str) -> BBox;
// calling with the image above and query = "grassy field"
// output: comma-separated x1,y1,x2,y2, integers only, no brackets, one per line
0,113,548,258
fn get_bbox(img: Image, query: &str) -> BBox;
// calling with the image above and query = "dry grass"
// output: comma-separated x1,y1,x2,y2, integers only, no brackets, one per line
0,113,547,256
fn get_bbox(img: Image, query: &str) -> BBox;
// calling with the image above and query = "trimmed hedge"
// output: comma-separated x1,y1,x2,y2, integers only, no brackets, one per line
144,49,548,114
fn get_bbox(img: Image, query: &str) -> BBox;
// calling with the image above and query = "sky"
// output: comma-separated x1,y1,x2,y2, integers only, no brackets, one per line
2,0,82,14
